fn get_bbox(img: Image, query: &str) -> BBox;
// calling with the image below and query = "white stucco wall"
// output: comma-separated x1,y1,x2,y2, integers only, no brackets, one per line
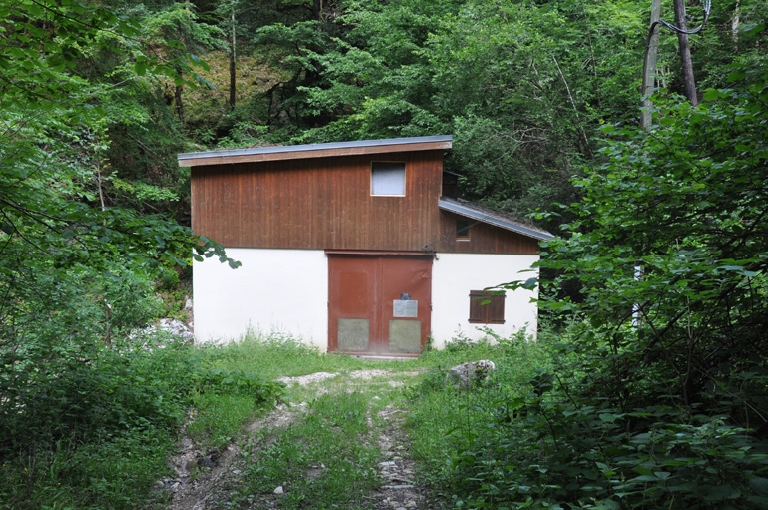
193,249,328,347
431,253,539,348
194,248,539,351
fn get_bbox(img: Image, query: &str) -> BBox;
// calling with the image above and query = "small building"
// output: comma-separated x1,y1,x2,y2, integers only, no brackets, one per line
179,135,552,354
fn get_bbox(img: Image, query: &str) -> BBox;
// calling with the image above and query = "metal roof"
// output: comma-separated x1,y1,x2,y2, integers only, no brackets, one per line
439,198,554,241
178,135,453,167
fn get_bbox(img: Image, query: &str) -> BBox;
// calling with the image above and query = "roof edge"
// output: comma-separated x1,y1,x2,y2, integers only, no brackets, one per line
178,135,453,167
439,198,554,242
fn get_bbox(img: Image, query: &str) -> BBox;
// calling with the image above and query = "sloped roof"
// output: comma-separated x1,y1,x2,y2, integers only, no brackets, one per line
178,135,453,167
439,198,554,241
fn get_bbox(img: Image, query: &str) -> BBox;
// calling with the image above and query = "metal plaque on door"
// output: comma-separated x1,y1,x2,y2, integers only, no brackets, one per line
393,299,418,318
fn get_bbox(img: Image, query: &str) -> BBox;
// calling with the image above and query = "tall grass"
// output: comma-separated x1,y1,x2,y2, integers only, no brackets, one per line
197,330,395,380
405,329,556,494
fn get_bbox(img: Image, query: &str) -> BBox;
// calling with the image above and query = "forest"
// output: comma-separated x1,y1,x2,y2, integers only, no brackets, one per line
1,0,767,508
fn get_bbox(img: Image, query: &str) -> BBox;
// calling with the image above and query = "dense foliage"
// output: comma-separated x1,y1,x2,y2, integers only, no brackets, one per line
0,1,239,507
413,332,768,509
510,65,768,509
544,65,768,418
455,45,768,509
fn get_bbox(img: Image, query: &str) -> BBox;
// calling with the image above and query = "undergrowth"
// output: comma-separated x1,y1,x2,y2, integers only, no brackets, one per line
407,327,768,509
407,329,553,494
13,325,763,510
0,333,283,510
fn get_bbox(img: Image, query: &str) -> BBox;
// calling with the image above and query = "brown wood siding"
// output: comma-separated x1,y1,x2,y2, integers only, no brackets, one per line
192,151,443,251
433,212,540,255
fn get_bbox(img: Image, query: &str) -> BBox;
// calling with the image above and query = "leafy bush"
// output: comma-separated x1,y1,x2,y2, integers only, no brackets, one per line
447,369,768,509
0,341,194,509
1,343,189,453
411,65,768,510
410,324,768,509
0,335,285,510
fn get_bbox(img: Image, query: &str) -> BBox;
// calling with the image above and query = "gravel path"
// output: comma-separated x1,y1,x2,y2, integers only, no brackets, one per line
159,369,438,510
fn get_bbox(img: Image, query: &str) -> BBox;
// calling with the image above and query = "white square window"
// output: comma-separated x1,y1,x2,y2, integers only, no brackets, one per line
371,162,405,196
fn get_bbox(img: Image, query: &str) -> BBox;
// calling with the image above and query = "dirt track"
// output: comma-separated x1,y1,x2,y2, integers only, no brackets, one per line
161,369,440,510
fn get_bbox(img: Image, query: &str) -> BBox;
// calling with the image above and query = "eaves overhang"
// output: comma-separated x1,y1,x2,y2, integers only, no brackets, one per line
178,135,453,167
439,197,554,242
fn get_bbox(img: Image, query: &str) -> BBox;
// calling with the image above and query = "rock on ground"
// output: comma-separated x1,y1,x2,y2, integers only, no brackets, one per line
445,360,496,390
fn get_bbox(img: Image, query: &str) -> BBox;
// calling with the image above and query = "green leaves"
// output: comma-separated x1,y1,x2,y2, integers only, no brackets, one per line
530,64,768,508
0,3,241,463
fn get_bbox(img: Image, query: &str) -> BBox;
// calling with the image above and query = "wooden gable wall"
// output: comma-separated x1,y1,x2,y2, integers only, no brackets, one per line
192,150,444,252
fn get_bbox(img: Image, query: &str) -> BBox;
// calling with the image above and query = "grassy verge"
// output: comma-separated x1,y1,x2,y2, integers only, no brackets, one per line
0,334,284,510
0,328,553,509
405,330,557,501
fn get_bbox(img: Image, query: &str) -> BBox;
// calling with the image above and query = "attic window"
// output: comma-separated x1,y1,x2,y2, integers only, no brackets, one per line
457,219,471,240
469,290,506,324
371,162,406,196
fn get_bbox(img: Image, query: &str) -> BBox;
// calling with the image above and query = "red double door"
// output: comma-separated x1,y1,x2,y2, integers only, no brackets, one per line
328,254,433,355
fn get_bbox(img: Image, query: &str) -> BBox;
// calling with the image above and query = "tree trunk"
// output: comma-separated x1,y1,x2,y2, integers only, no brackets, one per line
229,8,236,109
177,1,191,123
673,0,698,105
641,0,662,129
175,83,184,123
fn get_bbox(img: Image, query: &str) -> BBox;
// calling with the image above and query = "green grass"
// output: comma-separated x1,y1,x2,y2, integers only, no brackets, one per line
0,327,554,510
1,428,176,510
187,393,261,448
405,331,556,491
238,391,383,508
197,331,401,379
185,329,555,509
191,332,424,508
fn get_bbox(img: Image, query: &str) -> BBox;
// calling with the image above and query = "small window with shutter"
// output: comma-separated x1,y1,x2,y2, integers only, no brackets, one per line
469,290,506,324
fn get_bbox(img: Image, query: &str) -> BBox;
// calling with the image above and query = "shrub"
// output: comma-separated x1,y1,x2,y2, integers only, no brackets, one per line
0,334,285,509
446,368,768,509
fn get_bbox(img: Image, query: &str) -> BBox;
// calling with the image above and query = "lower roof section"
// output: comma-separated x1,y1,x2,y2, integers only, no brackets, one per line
439,198,554,242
